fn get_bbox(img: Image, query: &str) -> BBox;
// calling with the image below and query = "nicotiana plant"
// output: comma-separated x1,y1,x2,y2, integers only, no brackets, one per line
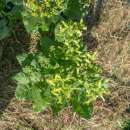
13,0,109,119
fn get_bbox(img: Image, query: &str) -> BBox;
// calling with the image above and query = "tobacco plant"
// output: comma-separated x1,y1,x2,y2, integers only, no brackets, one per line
13,0,108,119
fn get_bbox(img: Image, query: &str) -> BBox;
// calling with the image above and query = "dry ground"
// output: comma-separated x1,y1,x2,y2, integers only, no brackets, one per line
0,0,130,130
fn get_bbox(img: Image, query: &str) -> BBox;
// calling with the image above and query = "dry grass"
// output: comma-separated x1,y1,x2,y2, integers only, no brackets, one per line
88,0,130,129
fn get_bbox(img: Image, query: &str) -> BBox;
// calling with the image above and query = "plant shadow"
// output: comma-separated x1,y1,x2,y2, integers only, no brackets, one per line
85,0,107,50
0,22,30,115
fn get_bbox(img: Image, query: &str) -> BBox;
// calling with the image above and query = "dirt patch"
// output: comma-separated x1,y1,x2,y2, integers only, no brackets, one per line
86,0,130,130
93,0,130,84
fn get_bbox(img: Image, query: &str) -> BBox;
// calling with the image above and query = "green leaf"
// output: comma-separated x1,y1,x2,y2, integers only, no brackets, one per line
0,19,10,40
39,21,49,32
51,102,65,115
16,84,50,112
15,84,31,100
31,87,50,112
22,11,39,33
55,23,65,43
72,103,93,119
40,36,54,52
65,0,83,21
16,53,28,65
13,73,29,84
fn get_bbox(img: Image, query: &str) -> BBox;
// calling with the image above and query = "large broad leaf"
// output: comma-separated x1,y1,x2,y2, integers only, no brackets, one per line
0,18,10,40
55,22,66,43
72,102,93,119
22,10,49,33
16,53,28,65
65,0,83,21
31,87,51,112
16,53,36,67
72,93,93,119
51,101,67,116
16,84,50,112
40,36,55,52
22,11,39,33
15,84,31,100
40,21,49,32
13,72,29,84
